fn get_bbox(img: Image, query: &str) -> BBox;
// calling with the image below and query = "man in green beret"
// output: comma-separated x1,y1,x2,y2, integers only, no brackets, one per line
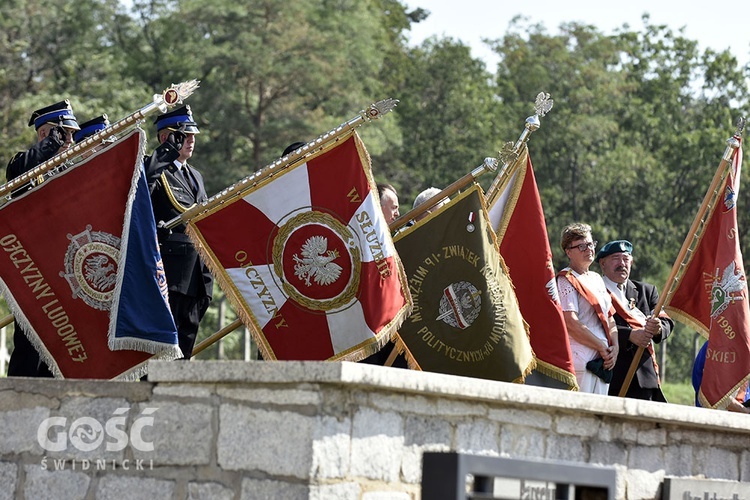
596,240,673,401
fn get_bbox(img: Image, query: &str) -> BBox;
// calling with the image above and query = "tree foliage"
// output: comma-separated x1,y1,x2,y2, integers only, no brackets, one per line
1,2,748,383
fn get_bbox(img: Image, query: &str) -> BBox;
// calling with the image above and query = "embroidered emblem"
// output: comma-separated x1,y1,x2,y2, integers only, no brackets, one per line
60,225,121,310
709,262,746,318
273,211,361,311
436,281,482,329
293,236,343,287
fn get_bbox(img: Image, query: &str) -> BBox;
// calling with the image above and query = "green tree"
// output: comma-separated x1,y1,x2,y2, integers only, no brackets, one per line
377,37,501,205
2,0,145,165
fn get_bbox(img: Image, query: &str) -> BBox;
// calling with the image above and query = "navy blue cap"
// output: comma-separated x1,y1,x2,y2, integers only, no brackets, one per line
29,99,80,130
73,115,110,143
595,240,633,262
154,105,199,134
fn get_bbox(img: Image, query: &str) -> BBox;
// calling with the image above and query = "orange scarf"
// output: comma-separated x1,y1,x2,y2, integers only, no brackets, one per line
558,269,613,346
608,289,662,385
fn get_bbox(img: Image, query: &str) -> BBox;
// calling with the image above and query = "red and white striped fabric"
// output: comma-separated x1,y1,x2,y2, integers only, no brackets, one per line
188,132,411,360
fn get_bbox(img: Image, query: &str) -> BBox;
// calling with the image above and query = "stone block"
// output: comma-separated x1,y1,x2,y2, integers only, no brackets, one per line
219,404,313,478
403,415,452,448
664,444,694,477
310,482,362,499
23,465,90,500
436,398,487,417
153,383,214,399
0,407,49,455
627,446,665,474
217,387,321,407
694,446,739,480
636,428,667,446
555,414,600,437
368,392,437,415
617,422,642,443
350,408,404,482
241,478,309,500
311,415,352,479
96,475,174,500
498,424,546,459
47,397,131,461
487,407,552,429
455,418,499,456
0,390,58,411
589,441,627,467
625,468,664,500
131,401,214,466
741,450,750,482
187,481,235,500
544,435,586,462
0,462,17,500
668,429,714,446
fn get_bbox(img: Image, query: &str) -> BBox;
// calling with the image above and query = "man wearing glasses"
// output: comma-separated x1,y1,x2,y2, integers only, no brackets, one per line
556,223,619,394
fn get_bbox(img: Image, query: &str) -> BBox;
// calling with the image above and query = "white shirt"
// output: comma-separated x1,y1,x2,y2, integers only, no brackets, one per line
602,276,646,324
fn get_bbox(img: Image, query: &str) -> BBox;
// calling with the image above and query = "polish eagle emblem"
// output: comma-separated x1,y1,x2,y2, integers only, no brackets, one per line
84,254,117,291
293,235,343,287
710,262,746,318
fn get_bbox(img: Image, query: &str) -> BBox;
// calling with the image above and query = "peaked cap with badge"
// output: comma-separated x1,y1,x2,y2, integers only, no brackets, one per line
28,99,80,131
154,105,200,134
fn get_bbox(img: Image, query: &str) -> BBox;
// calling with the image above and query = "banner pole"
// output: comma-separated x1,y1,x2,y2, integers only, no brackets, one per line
485,92,554,204
0,80,200,203
191,319,243,357
618,119,744,397
388,156,498,232
161,98,399,230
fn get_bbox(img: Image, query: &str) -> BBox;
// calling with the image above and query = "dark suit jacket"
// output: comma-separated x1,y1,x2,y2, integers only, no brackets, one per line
7,135,64,196
608,280,673,398
144,142,213,299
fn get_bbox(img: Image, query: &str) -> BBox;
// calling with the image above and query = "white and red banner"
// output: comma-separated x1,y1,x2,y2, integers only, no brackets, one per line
488,149,578,390
187,132,411,360
665,141,750,409
0,130,180,379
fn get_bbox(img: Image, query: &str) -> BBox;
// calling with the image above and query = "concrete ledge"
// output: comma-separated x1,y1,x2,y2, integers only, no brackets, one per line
2,360,748,499
148,360,750,434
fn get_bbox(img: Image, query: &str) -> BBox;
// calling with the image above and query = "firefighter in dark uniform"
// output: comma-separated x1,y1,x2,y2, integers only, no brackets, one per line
144,105,213,359
6,100,80,377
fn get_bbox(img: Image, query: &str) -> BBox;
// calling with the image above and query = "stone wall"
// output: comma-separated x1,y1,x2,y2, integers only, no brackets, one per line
1,361,749,499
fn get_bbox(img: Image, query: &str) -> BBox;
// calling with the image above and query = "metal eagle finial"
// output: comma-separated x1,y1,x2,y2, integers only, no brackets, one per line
734,116,746,137
497,141,518,166
534,92,554,117
361,98,399,121
154,79,201,112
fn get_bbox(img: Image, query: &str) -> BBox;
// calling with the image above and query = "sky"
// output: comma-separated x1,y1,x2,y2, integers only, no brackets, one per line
404,0,750,69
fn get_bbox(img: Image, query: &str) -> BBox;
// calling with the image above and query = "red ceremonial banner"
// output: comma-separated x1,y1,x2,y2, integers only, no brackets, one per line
187,132,411,360
488,150,578,390
0,132,154,378
666,142,750,409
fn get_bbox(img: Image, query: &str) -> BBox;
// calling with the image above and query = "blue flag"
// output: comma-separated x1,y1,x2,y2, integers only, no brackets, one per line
110,165,180,357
